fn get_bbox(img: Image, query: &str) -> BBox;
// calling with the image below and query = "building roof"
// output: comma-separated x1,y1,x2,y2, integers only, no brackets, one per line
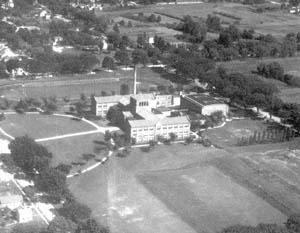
131,93,155,101
94,95,123,103
94,93,155,104
128,119,157,128
137,109,159,121
128,115,189,128
183,93,225,107
159,116,190,125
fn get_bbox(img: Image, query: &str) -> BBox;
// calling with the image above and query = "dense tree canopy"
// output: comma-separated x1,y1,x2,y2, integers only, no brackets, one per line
9,135,52,175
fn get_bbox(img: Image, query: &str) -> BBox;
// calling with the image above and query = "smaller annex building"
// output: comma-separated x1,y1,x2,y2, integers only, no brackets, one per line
180,93,229,116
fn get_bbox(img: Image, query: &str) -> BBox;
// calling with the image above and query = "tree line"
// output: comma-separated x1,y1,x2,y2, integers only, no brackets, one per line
7,135,109,233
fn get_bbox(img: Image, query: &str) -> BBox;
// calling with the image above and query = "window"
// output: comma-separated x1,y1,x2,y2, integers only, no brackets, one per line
132,129,137,132
168,126,172,129
138,129,142,132
174,125,178,128
144,128,148,131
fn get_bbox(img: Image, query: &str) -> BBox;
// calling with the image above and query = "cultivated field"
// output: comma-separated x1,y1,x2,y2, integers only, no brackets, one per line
68,137,300,233
152,3,300,37
219,56,300,104
138,165,286,233
0,114,94,139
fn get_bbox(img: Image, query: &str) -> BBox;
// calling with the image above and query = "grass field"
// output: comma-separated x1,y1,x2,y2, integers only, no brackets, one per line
41,133,106,168
0,68,171,100
67,140,299,233
203,118,274,147
0,114,94,139
219,56,300,104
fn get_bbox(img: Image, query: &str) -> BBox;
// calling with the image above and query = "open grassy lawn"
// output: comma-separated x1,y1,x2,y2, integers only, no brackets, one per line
68,141,293,233
138,165,286,233
0,68,171,100
0,114,95,139
203,118,272,147
41,133,106,168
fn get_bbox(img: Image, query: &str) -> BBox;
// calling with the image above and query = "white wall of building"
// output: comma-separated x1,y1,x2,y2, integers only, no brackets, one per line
202,104,229,116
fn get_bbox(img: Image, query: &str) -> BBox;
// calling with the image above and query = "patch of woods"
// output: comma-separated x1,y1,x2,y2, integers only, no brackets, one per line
6,135,110,233
145,29,300,131
256,62,300,87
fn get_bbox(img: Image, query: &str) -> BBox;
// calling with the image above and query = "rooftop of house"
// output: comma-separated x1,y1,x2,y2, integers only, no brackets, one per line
183,93,225,106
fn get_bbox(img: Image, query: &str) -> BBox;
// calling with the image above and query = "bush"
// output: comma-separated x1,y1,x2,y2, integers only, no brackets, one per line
140,146,151,152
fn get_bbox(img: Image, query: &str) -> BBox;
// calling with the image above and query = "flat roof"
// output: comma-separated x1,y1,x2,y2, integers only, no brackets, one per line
131,93,155,101
159,116,190,125
94,95,124,103
183,93,225,106
128,119,157,128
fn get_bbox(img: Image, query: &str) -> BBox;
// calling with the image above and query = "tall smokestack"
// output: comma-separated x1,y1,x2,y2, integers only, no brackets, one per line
133,65,137,95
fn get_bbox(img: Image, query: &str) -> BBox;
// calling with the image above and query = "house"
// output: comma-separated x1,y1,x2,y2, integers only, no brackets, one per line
180,93,229,116
17,207,33,223
39,10,52,20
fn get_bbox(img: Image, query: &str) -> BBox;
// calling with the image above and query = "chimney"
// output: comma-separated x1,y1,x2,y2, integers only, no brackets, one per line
133,65,137,95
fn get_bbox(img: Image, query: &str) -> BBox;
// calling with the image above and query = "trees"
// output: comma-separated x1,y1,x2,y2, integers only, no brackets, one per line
35,168,67,199
120,83,130,95
9,135,52,175
0,62,8,79
114,50,131,67
102,56,115,70
286,214,300,233
76,218,110,233
206,14,221,32
47,216,78,233
113,23,120,33
132,49,149,66
181,16,207,43
58,199,92,223
257,62,284,81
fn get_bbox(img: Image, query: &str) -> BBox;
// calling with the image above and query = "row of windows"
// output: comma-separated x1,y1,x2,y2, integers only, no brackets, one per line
138,101,149,107
132,124,189,132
